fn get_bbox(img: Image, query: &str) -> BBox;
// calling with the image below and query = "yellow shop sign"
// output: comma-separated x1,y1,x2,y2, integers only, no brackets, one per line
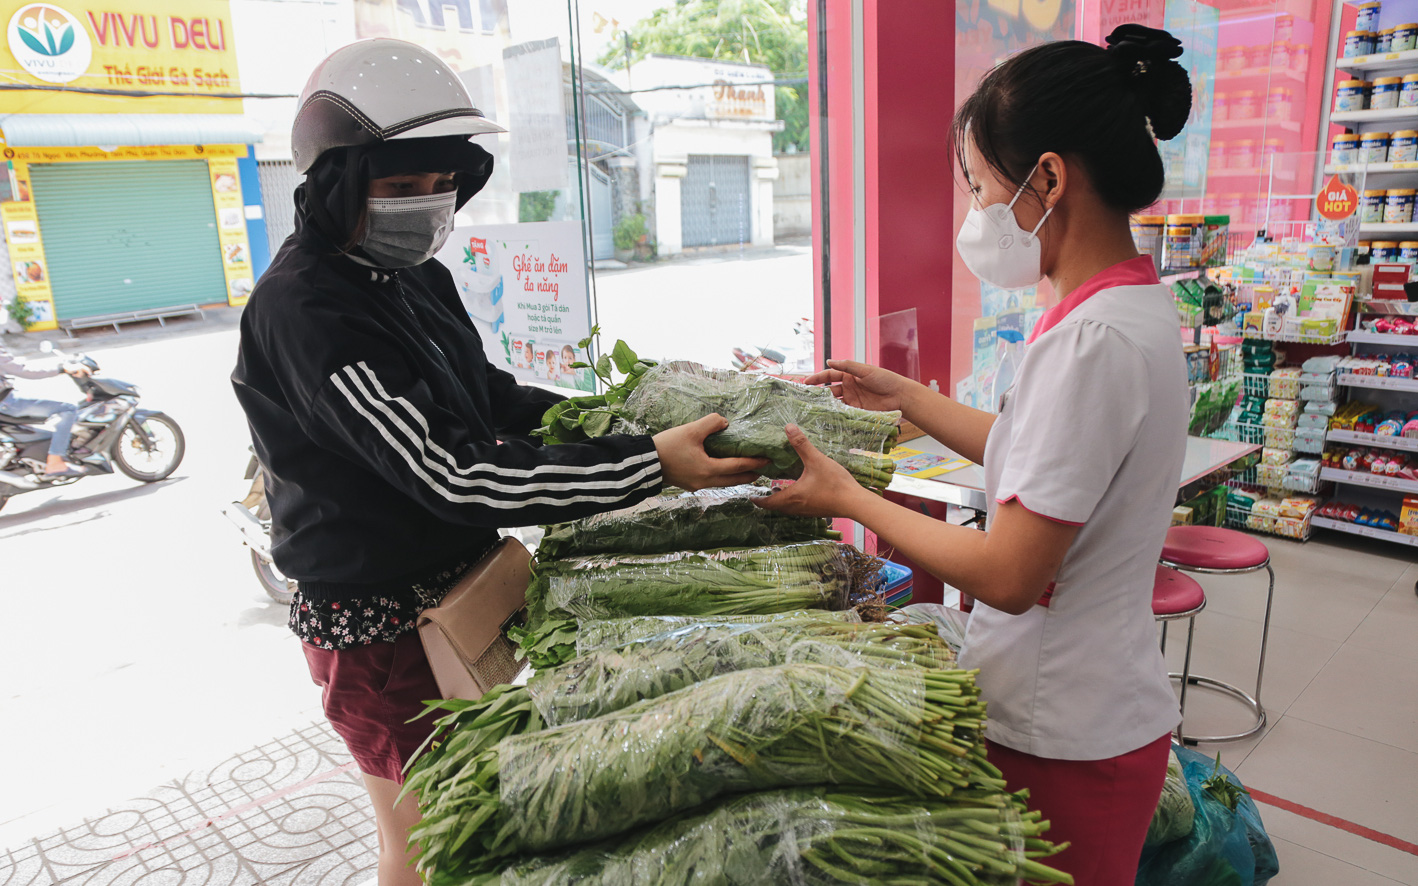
0,0,241,115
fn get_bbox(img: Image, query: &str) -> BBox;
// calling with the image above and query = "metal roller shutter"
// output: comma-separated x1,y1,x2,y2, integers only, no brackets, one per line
681,155,751,248
29,160,226,320
257,159,300,256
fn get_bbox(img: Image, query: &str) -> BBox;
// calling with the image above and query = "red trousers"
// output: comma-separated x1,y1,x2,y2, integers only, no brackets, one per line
986,734,1172,885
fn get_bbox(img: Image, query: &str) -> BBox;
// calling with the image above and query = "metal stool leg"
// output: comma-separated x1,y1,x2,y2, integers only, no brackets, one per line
1176,613,1197,741
1254,563,1275,704
1160,620,1169,655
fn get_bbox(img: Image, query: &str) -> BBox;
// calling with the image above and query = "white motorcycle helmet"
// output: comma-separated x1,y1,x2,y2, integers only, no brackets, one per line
291,38,505,175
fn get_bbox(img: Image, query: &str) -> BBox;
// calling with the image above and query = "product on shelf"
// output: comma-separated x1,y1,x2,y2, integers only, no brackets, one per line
1327,444,1418,478
1269,367,1303,399
1405,74,1418,108
1401,496,1418,535
1386,189,1417,224
1230,139,1258,170
1358,1,1382,34
1380,27,1395,53
1372,241,1400,263
1339,352,1418,377
1360,316,1418,334
1364,191,1388,223
1400,242,1418,263
1336,80,1369,112
1346,29,1376,57
1234,90,1259,119
1363,133,1392,165
1331,400,1384,432
1374,76,1403,109
1392,131,1418,164
1397,22,1418,52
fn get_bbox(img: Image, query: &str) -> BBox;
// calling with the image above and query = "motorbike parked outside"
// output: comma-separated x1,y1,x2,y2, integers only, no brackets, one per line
0,341,185,512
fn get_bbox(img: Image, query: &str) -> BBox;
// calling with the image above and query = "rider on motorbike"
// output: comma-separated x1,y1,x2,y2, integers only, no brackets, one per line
0,343,91,476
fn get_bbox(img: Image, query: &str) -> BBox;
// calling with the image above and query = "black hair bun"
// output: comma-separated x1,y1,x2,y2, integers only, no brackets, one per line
1106,24,1193,141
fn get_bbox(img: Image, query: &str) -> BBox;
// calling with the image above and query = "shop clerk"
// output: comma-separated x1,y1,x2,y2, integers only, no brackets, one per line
759,24,1194,885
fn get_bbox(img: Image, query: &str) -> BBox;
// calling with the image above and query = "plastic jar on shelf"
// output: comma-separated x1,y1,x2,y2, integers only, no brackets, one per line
1247,44,1272,68
1346,30,1376,57
1165,215,1205,269
1268,86,1294,118
1379,27,1395,54
1374,76,1404,109
1358,2,1383,34
1400,241,1418,262
1363,131,1392,163
1271,42,1292,69
1232,90,1259,120
1373,241,1401,262
1230,139,1259,170
1364,190,1389,223
1221,45,1247,71
1391,130,1418,163
1336,79,1369,111
1385,189,1416,224
1332,133,1361,165
1396,23,1418,51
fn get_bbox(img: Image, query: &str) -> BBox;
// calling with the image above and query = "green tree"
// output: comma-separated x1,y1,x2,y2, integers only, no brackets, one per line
598,0,808,153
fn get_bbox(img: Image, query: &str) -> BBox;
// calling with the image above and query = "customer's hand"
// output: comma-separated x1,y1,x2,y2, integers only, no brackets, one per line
62,363,91,378
653,414,769,491
803,360,917,413
753,424,868,519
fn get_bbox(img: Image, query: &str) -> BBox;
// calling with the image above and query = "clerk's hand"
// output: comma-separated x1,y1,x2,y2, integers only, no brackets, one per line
804,360,915,413
653,414,769,491
753,424,868,518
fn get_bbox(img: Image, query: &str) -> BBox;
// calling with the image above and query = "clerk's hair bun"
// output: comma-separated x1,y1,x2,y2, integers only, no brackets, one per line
951,24,1195,214
1105,24,1193,141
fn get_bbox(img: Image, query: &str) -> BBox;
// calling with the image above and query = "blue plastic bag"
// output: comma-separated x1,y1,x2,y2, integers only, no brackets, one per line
1135,745,1279,886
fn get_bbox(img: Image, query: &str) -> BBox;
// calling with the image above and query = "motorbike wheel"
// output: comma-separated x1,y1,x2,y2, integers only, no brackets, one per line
253,550,296,606
113,413,186,482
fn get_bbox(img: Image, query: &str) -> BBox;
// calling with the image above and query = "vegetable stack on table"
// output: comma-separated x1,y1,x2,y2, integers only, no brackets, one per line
403,349,1074,886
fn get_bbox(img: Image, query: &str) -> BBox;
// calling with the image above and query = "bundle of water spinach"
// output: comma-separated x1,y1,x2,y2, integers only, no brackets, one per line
406,663,997,882
461,787,1074,886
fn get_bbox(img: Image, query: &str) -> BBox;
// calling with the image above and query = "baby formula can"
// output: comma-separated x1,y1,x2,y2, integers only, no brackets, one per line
1400,242,1418,262
1346,30,1376,57
1379,27,1395,53
1385,189,1416,224
1373,241,1400,263
1336,79,1369,111
1364,190,1389,223
1357,2,1382,34
1332,133,1360,165
1396,23,1418,51
1374,76,1403,109
1390,130,1418,163
1363,131,1392,163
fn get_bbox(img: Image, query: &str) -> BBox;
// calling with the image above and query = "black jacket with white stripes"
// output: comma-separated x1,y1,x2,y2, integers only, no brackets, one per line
231,222,663,602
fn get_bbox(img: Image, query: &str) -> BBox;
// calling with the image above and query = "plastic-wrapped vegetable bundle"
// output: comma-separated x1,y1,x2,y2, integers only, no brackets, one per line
407,663,995,880
618,362,901,488
537,492,838,560
525,540,866,629
515,609,865,670
1146,748,1196,847
411,618,955,763
460,787,1074,886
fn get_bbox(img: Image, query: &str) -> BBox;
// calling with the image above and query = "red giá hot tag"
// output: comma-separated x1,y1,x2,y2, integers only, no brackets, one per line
1316,174,1359,221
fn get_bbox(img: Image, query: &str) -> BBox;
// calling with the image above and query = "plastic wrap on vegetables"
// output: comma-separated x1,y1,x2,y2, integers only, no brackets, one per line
525,540,869,629
618,362,901,487
514,609,864,671
406,619,956,778
1146,748,1196,847
406,663,996,879
458,787,1074,886
537,492,839,560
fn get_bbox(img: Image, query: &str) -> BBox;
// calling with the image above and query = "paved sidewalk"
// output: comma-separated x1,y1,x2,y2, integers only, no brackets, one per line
0,305,244,357
1,722,378,885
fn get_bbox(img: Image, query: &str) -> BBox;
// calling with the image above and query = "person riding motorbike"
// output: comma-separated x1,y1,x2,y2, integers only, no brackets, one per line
0,343,92,476
231,38,763,886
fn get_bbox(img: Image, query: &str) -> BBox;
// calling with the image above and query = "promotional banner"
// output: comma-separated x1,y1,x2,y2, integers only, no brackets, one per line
503,37,569,193
0,0,241,114
1158,0,1219,199
436,220,594,392
207,155,253,306
0,198,55,330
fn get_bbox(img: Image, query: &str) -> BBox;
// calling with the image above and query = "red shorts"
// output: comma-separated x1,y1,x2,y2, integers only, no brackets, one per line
303,629,445,783
987,734,1172,886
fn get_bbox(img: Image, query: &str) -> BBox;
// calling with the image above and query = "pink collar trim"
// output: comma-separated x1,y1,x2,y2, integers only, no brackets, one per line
1027,256,1161,344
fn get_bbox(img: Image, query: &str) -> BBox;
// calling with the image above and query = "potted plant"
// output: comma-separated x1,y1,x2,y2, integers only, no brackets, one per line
613,213,647,263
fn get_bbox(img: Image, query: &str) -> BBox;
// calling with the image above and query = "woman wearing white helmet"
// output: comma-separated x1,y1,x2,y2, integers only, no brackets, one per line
232,39,762,885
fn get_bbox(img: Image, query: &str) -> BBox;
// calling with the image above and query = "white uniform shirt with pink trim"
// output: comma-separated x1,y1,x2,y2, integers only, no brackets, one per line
959,256,1188,761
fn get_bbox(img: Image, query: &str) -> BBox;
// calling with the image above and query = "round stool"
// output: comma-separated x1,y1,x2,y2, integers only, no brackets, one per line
1153,565,1207,739
1160,526,1275,744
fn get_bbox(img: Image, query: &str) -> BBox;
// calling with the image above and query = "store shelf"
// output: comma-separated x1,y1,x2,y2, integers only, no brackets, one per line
1338,49,1418,74
1348,330,1418,346
1320,466,1418,493
1216,66,1309,85
1209,167,1301,180
1330,108,1418,125
1328,429,1418,451
1325,161,1418,174
1312,516,1418,546
1338,373,1418,392
1243,329,1348,345
1357,299,1418,316
1213,118,1302,134
1359,223,1418,236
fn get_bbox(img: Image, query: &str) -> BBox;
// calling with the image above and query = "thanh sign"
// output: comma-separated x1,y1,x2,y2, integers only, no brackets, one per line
0,0,241,115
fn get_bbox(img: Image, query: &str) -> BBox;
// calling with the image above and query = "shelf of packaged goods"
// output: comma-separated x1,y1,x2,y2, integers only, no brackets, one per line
1209,167,1300,180
1213,118,1302,134
1338,49,1418,74
1356,299,1418,317
1327,429,1418,451
1216,66,1309,85
1347,330,1418,346
1331,108,1418,125
1338,373,1418,392
1359,222,1418,236
1320,466,1418,493
1243,329,1348,345
1312,516,1418,546
1325,161,1418,175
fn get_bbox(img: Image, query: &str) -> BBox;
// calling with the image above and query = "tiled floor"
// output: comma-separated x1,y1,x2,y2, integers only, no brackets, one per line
0,532,1412,885
1161,531,1418,885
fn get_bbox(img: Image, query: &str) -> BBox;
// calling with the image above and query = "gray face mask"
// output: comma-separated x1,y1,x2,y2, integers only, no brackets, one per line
358,192,457,268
